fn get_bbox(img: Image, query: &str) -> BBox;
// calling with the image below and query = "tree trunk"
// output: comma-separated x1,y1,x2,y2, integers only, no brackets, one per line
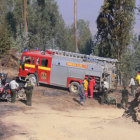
24,0,28,34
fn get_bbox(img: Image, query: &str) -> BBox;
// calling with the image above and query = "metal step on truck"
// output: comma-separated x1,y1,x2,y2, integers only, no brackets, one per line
18,48,118,94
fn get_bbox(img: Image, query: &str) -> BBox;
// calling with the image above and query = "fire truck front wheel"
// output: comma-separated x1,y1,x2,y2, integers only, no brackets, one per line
69,82,80,94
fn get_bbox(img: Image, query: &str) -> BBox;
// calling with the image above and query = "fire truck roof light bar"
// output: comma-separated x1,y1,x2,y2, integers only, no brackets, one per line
48,49,118,63
36,48,39,51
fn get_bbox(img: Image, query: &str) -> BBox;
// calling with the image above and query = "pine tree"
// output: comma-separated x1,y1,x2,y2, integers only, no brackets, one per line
3,0,66,51
61,19,93,54
96,0,136,59
0,24,11,56
77,19,92,54
0,0,11,56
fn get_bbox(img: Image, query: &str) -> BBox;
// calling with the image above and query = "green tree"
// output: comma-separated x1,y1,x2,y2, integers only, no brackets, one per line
0,24,12,56
96,0,136,59
0,0,12,56
3,0,66,51
119,34,140,84
65,19,93,54
27,0,66,50
77,19,93,54
133,35,140,72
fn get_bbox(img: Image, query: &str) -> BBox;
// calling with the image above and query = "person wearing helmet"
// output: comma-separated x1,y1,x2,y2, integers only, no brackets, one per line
24,78,34,106
84,77,89,98
79,81,85,105
136,72,140,87
0,73,6,86
89,77,96,99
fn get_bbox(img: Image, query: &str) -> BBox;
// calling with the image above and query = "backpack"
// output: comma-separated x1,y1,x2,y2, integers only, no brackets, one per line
26,81,33,90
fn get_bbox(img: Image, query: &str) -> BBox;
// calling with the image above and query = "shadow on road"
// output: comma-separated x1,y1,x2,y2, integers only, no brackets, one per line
73,98,81,105
0,105,25,139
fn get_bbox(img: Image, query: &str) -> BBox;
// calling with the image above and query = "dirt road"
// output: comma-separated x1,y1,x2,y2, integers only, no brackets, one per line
0,86,140,140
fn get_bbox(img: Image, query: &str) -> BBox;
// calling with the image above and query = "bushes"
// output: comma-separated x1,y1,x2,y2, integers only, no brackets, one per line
0,25,11,57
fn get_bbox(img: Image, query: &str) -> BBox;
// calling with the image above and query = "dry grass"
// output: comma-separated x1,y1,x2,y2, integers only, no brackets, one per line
0,67,19,78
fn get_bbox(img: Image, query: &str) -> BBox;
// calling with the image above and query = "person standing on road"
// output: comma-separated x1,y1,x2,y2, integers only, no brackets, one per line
24,79,34,106
100,82,107,105
89,77,96,99
9,77,19,103
84,77,88,98
121,86,129,109
129,77,135,97
136,72,140,87
79,81,85,105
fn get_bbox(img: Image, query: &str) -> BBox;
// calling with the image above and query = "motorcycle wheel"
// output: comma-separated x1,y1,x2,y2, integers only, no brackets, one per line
2,91,11,102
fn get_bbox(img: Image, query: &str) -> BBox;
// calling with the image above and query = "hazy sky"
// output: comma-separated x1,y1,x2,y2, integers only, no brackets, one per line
56,0,140,35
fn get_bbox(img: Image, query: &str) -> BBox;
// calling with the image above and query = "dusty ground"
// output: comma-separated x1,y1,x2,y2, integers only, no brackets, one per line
0,68,140,140
0,85,140,140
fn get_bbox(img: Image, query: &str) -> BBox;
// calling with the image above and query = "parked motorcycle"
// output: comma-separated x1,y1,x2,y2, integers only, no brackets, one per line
0,72,26,101
0,83,11,101
0,83,26,101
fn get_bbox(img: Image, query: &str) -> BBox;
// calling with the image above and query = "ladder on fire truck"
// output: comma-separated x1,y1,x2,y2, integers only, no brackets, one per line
48,49,118,63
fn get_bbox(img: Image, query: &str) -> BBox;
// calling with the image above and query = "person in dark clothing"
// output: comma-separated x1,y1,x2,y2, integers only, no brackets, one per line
121,86,129,108
24,79,33,106
79,81,85,105
0,73,7,86
100,82,107,105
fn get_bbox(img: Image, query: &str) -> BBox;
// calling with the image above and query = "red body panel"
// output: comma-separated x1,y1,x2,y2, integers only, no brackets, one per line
37,57,52,84
67,78,83,88
6,90,11,93
19,50,52,84
0,88,4,94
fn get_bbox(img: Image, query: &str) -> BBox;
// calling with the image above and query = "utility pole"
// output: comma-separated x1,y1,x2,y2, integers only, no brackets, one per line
74,0,78,53
24,0,28,34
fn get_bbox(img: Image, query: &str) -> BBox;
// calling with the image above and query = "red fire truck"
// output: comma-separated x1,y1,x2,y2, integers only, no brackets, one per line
18,49,103,93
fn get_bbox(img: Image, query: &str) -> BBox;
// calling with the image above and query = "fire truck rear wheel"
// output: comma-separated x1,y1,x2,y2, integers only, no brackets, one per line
28,74,37,86
69,82,80,95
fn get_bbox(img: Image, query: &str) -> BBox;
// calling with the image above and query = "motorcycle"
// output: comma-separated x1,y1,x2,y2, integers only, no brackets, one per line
0,82,11,101
0,72,26,101
0,83,26,101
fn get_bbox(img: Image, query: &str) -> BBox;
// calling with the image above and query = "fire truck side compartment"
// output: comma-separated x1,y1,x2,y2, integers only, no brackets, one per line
50,55,103,87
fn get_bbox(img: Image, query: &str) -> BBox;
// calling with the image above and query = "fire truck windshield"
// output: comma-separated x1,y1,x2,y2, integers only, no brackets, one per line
22,56,31,64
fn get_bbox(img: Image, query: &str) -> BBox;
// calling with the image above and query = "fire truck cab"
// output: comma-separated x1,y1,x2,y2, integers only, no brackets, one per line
19,49,103,94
